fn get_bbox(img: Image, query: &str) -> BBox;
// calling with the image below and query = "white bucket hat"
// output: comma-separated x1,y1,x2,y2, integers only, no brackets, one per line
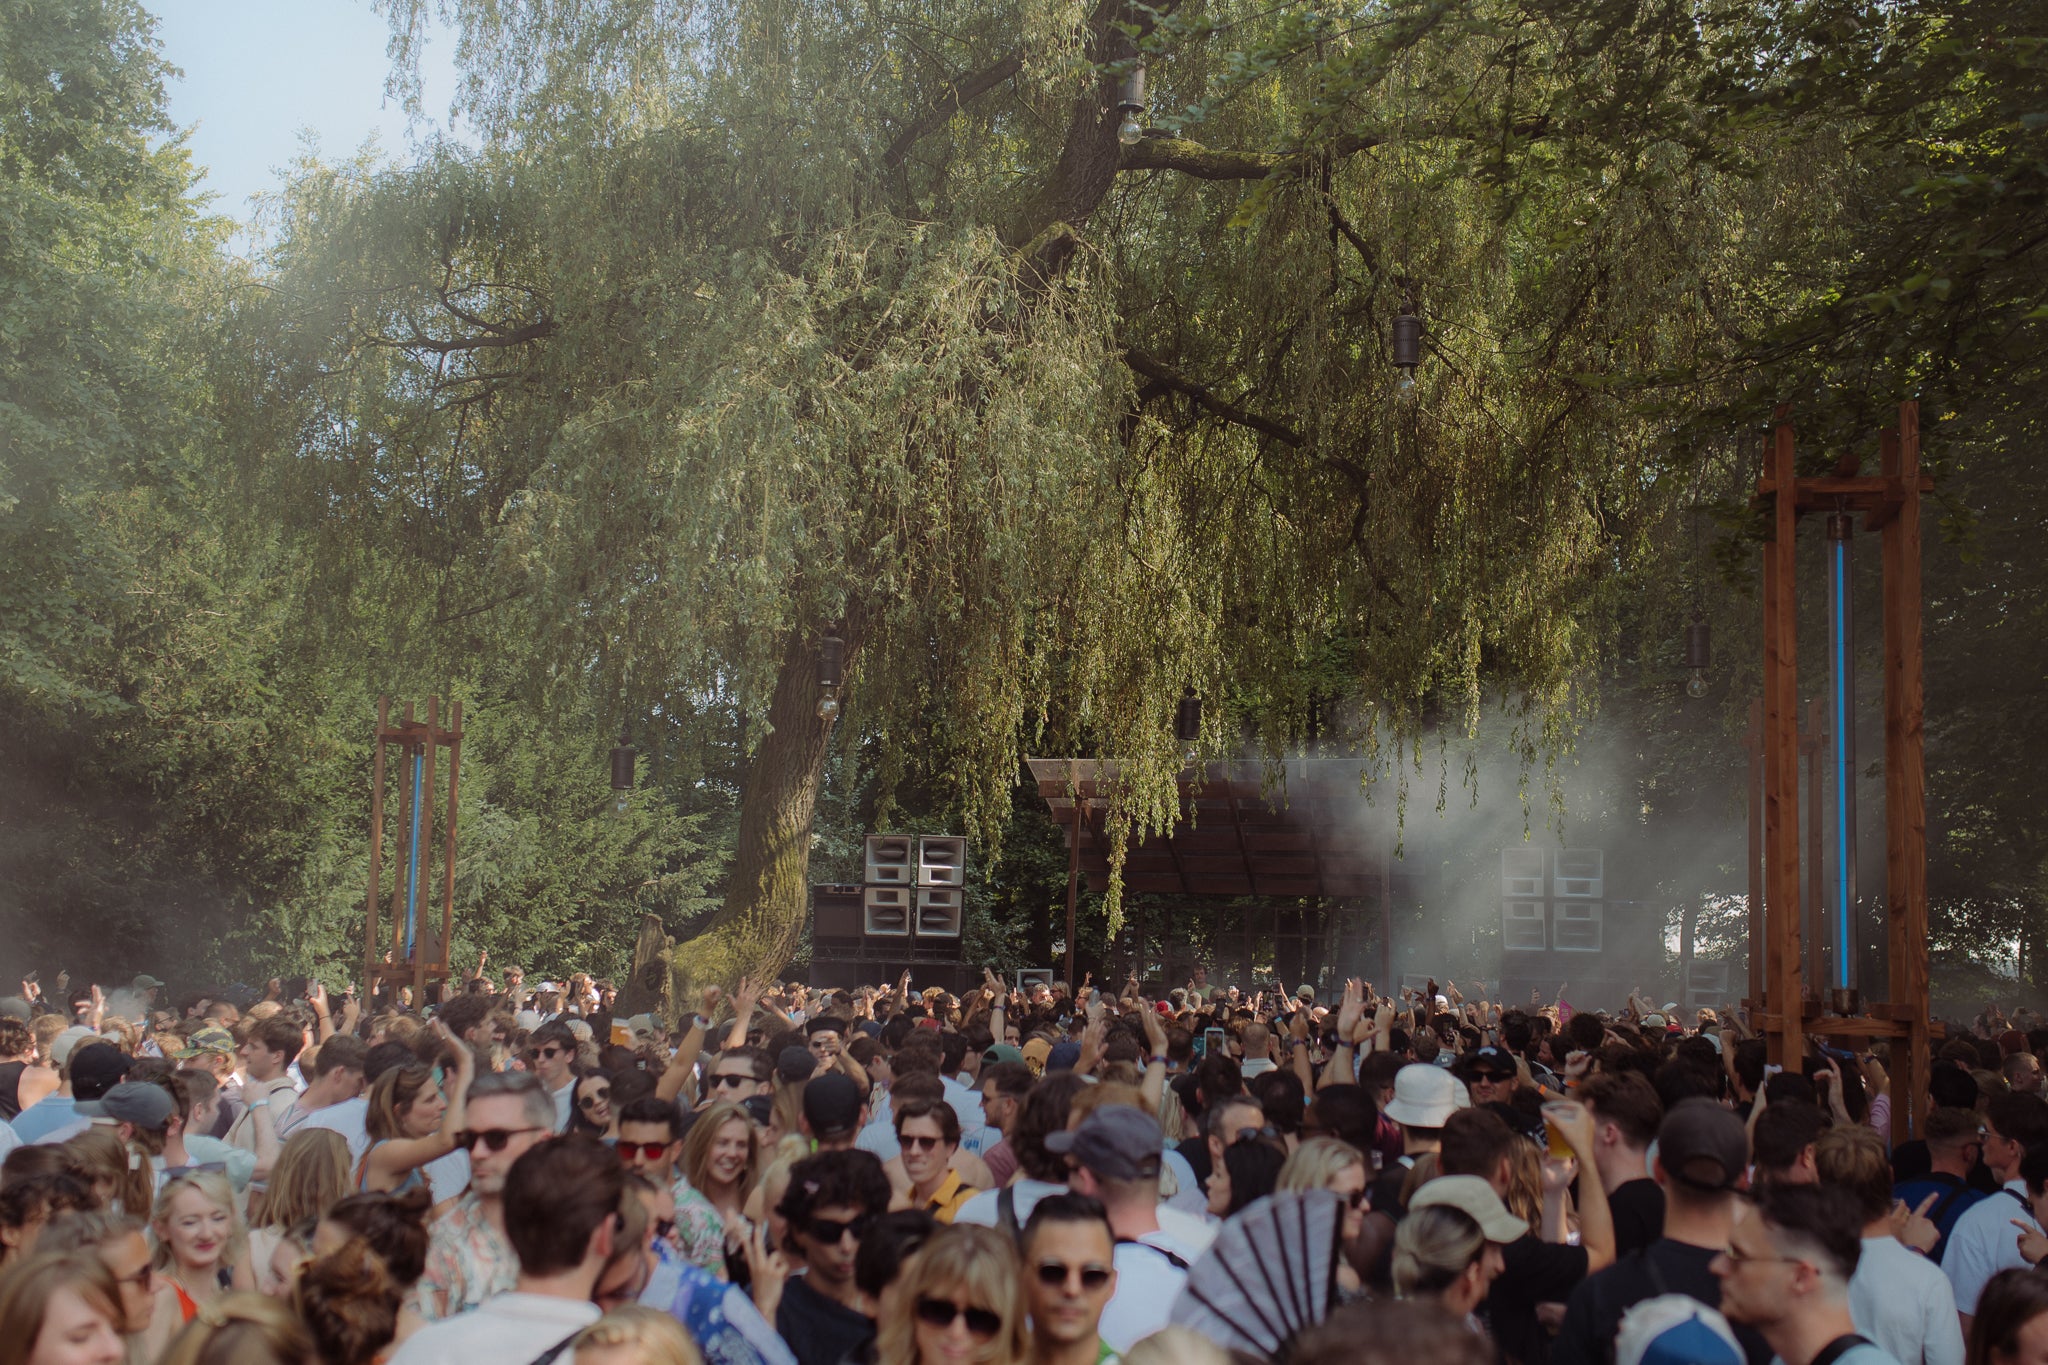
1382,1062,1470,1128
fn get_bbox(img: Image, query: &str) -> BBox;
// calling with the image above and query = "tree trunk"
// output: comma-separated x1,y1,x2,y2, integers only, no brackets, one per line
668,627,847,993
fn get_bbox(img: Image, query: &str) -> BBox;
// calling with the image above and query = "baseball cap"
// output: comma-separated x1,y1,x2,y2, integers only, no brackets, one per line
1021,1039,1051,1075
1047,1041,1082,1073
805,1015,849,1038
133,974,166,991
0,997,31,1022
1382,1063,1470,1129
1295,985,1316,1002
1614,1295,1745,1365
563,1018,594,1043
50,1025,98,1067
1656,1098,1748,1193
1409,1174,1530,1242
79,1080,174,1130
68,1043,132,1101
1454,1046,1517,1081
620,1014,665,1046
802,1072,864,1139
173,1025,236,1060
1641,1013,1668,1030
983,1043,1024,1067
776,1046,817,1084
1045,1104,1164,1181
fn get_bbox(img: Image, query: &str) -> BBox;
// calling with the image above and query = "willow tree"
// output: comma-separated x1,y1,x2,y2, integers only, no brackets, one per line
249,0,1794,985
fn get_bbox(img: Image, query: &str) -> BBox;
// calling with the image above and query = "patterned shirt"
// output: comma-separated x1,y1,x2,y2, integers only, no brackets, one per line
670,1178,731,1278
412,1192,517,1320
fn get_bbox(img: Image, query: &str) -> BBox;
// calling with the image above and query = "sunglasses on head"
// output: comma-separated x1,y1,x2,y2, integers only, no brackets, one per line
915,1297,1002,1339
578,1088,611,1109
805,1213,875,1245
1034,1261,1113,1291
458,1126,546,1153
1231,1125,1281,1147
616,1140,671,1161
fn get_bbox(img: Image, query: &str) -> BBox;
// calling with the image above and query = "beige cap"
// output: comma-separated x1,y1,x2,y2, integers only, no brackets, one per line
1409,1174,1530,1243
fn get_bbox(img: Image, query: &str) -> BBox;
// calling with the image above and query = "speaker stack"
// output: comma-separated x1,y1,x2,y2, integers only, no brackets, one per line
808,836,972,991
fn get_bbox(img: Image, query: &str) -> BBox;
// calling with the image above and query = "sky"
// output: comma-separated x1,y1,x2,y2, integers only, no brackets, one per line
151,1,465,232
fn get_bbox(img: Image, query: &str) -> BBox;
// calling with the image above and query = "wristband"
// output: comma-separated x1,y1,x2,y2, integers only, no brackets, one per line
1149,1054,1168,1066
248,1098,270,1110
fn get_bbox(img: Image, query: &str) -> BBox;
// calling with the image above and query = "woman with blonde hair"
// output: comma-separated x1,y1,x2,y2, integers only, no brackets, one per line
155,1291,313,1365
674,1102,758,1271
0,1251,128,1365
572,1304,704,1365
358,1022,471,1195
151,1170,256,1323
876,1224,1028,1365
1279,1136,1371,1246
249,1131,351,1294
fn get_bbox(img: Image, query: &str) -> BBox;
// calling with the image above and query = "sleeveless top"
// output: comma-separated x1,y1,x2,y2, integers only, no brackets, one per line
355,1140,426,1195
0,1061,25,1121
171,1268,235,1321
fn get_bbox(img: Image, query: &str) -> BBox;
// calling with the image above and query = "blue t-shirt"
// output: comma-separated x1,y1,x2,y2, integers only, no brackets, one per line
13,1095,78,1144
1894,1174,1985,1265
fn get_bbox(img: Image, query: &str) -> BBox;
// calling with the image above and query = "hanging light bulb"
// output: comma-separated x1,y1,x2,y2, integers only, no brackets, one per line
817,633,845,722
1114,65,1147,147
1684,611,1711,698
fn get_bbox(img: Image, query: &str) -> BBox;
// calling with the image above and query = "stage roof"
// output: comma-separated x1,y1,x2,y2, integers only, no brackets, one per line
1025,758,1391,899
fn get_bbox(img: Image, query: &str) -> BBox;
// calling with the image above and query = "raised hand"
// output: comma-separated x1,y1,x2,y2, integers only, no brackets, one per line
1891,1194,1940,1254
1337,981,1364,1039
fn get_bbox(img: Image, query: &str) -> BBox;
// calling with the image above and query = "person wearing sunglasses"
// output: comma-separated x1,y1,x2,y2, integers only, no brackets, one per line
773,1149,892,1365
572,1071,619,1142
874,1224,1029,1365
1051,1105,1200,1353
1019,1195,1119,1365
892,1096,978,1225
1278,1136,1372,1254
526,1021,581,1134
411,1071,553,1320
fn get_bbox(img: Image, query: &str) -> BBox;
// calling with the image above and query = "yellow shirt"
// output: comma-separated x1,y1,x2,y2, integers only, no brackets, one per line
924,1170,978,1224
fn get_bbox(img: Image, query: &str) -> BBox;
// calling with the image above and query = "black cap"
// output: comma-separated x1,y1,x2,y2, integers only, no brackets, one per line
805,1015,849,1038
1454,1046,1517,1081
1657,1097,1748,1193
803,1072,864,1139
69,1043,132,1101
776,1045,817,1084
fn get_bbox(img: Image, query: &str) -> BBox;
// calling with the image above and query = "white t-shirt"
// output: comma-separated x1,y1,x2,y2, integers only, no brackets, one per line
1851,1235,1963,1365
1098,1229,1199,1352
1239,1058,1277,1079
549,1078,576,1134
424,1148,472,1204
1941,1180,2035,1314
295,1096,371,1162
953,1178,1065,1229
387,1291,600,1365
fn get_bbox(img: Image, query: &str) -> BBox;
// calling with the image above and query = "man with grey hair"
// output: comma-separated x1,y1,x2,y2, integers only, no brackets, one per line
413,1069,557,1319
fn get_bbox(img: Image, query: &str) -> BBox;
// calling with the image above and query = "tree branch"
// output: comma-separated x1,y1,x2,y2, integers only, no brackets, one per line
1124,347,1303,446
884,52,1025,169
1120,132,1382,182
370,318,558,354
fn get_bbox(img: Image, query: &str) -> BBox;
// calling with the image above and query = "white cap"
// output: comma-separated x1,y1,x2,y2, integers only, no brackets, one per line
51,1025,98,1067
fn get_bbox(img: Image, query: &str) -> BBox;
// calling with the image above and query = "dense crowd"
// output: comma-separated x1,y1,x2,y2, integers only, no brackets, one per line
2,963,2048,1365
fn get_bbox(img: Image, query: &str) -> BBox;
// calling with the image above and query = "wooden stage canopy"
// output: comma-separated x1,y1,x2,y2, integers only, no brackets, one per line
1024,758,1391,899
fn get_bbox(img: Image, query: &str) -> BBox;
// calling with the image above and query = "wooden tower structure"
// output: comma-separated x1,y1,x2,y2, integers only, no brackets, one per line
363,697,464,1005
1750,402,1934,1137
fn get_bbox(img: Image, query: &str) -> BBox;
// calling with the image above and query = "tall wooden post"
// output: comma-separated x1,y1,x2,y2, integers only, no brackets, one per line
1065,761,1081,990
1764,419,1806,1065
364,697,465,1009
1882,406,1932,1138
1805,697,1826,997
365,696,390,989
1744,700,1765,1010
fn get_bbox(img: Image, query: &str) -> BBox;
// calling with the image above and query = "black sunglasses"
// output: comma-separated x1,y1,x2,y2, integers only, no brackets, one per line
1034,1261,1113,1291
1231,1125,1281,1146
578,1088,611,1109
458,1126,546,1153
901,1134,947,1152
526,1045,566,1061
711,1072,756,1088
805,1213,875,1245
915,1297,1002,1339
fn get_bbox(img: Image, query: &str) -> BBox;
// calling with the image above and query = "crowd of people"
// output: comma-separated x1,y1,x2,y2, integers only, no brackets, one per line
2,961,2047,1365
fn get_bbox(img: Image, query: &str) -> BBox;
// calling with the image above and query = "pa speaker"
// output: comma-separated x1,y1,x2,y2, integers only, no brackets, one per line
813,884,864,941
1553,849,1604,899
1501,900,1547,952
916,836,966,887
1500,848,1546,899
914,887,962,938
864,886,911,936
1552,901,1603,951
865,836,915,885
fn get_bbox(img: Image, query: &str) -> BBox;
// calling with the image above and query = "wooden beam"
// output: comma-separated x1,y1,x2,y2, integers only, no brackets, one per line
1805,697,1825,999
365,696,389,988
1764,419,1806,1065
1884,402,1931,1139
1745,699,1765,1009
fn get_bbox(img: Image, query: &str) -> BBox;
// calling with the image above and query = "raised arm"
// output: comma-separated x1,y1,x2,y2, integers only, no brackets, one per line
365,1022,473,1190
